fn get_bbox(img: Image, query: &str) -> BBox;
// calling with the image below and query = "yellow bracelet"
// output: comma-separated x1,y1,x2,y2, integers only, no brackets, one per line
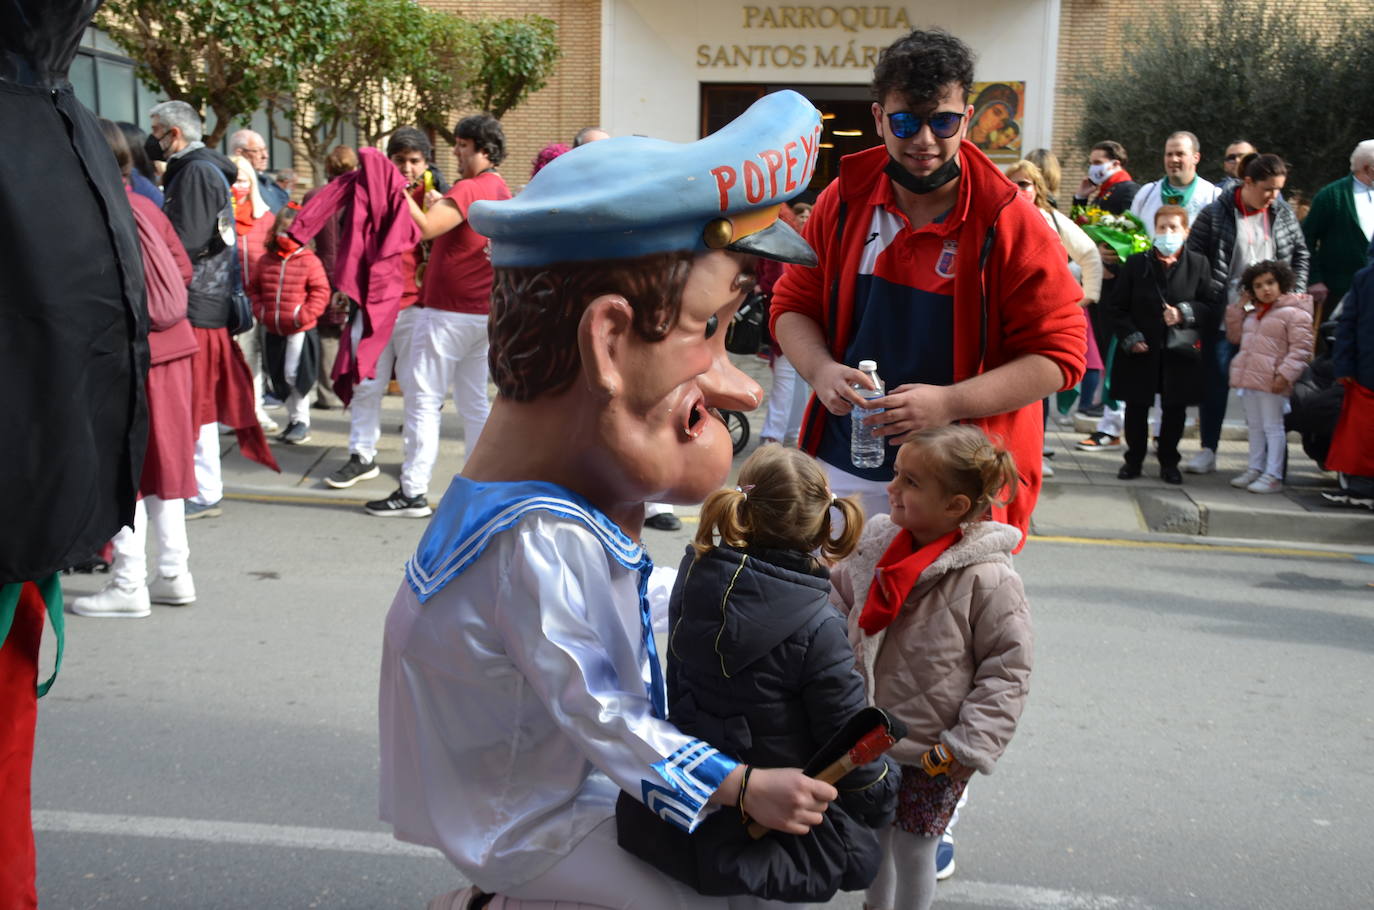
737,765,754,824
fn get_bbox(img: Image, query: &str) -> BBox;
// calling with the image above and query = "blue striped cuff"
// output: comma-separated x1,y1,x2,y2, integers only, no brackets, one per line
643,741,737,832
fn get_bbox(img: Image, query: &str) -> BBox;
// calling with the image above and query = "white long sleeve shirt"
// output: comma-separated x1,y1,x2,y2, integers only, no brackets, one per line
379,479,733,893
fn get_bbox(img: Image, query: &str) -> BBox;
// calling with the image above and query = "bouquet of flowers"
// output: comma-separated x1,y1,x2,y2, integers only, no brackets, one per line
1070,206,1151,262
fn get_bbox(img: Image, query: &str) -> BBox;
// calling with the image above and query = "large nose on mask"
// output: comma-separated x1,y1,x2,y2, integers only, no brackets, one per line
698,345,764,412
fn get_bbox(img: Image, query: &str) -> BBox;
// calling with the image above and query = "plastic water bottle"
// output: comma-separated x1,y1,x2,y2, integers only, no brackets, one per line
850,360,885,469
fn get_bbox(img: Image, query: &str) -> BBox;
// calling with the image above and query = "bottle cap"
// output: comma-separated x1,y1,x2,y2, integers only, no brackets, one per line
858,360,877,372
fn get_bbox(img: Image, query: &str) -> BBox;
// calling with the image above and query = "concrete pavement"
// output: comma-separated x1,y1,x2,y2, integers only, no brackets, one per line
217,354,1371,551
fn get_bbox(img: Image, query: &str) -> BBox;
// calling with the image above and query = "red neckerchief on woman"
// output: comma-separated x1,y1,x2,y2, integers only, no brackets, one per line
233,190,255,235
858,527,963,635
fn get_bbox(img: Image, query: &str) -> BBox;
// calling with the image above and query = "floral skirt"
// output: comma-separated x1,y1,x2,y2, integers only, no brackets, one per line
894,763,969,837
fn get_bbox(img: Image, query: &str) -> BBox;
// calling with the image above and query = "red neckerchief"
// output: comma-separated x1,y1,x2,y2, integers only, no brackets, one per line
233,193,255,235
1234,187,1269,221
1096,167,1133,200
1254,300,1274,321
858,527,963,635
274,234,302,258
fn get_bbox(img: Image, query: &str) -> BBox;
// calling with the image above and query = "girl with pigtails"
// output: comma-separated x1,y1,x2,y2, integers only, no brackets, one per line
830,425,1034,910
617,444,900,905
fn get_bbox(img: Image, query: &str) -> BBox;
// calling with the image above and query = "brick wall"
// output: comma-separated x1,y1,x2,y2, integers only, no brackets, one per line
420,0,601,190
1051,0,1348,210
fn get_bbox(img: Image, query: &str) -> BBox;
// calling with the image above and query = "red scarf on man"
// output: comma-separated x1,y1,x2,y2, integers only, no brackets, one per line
858,528,962,635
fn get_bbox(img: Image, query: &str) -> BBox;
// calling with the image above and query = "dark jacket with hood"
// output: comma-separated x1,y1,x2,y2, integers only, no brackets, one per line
0,0,148,585
1187,190,1309,323
162,145,238,328
617,544,898,903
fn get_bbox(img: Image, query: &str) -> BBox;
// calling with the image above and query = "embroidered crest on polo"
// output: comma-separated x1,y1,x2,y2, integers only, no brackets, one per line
936,240,959,278
467,90,822,268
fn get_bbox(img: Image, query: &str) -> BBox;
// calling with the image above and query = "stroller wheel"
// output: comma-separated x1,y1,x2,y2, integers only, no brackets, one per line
720,409,750,455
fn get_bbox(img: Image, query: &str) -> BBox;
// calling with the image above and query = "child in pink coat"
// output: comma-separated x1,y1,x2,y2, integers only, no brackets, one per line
1225,260,1314,493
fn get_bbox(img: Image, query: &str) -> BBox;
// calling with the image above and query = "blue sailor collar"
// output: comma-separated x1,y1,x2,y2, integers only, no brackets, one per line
407,477,647,603
404,476,667,718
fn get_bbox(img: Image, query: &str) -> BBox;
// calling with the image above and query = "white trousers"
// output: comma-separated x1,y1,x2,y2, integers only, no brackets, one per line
1242,389,1287,477
193,422,222,506
1095,398,1163,438
824,461,891,525
236,325,270,420
401,308,491,498
501,817,796,910
348,305,419,461
281,331,310,426
760,354,810,442
111,496,189,589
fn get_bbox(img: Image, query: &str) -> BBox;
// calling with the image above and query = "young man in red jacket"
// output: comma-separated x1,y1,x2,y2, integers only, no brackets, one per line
770,28,1085,546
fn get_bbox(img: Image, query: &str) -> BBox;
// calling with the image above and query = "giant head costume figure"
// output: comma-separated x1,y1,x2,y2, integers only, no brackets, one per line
464,91,822,532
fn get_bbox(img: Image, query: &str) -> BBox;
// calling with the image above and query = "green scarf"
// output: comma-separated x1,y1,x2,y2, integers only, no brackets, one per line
1160,176,1198,207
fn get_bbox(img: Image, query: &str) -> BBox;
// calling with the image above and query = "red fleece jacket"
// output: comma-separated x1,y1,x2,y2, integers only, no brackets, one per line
769,142,1086,544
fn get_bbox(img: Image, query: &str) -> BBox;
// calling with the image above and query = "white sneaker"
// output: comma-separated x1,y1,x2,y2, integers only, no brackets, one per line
1052,411,1075,428
1230,469,1262,488
1247,474,1283,494
259,416,280,434
68,582,151,618
1042,456,1055,477
1183,448,1216,474
149,573,196,606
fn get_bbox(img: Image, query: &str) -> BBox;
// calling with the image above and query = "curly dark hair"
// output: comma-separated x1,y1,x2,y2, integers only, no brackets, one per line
1241,259,1297,296
488,252,695,402
456,114,506,166
872,28,976,108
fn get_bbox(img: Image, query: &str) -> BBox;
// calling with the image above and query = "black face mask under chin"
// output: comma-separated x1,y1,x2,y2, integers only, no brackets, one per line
885,153,960,195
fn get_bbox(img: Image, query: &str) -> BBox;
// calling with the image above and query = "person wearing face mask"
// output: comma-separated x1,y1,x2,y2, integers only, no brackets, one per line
770,28,1085,542
1109,205,1212,484
1072,140,1138,215
1182,152,1308,474
229,155,278,433
148,100,279,520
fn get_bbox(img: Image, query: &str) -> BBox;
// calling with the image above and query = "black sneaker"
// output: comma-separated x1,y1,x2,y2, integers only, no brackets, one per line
644,512,682,531
326,453,381,489
1075,431,1121,452
365,488,432,518
278,421,311,445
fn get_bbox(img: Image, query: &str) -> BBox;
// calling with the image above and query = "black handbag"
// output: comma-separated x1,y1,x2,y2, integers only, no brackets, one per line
1165,324,1202,361
1151,262,1201,363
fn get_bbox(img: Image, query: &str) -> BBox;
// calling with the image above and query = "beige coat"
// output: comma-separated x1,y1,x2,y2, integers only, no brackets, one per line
831,516,1032,775
1225,292,1315,392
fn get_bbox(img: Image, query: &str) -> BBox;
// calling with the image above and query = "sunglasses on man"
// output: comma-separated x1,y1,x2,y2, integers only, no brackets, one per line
882,110,966,140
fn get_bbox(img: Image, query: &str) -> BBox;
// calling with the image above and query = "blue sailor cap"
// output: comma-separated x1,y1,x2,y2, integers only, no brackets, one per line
468,90,822,268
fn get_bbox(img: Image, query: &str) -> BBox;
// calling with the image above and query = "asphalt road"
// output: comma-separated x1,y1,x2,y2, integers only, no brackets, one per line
33,496,1374,909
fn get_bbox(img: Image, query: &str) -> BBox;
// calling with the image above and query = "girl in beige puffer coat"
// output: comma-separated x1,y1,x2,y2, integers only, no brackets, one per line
831,425,1032,910
1225,260,1314,493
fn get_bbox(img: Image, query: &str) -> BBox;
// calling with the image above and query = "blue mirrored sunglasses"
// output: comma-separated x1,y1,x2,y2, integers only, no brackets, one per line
884,110,965,140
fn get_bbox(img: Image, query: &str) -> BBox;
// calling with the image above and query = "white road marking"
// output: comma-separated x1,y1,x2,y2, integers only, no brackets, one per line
939,880,1154,909
32,810,444,860
35,810,1154,909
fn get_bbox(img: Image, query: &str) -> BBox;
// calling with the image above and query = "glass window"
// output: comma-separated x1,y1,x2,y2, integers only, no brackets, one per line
69,53,96,109
135,80,161,127
92,29,123,55
96,57,136,125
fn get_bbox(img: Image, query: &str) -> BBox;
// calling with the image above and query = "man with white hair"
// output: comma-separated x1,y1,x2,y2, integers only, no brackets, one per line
148,101,276,523
228,128,288,212
1303,139,1374,320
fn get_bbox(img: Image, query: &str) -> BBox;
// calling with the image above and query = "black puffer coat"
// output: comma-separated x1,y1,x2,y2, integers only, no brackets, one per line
617,544,898,903
1109,249,1212,406
1188,192,1310,319
0,0,148,584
